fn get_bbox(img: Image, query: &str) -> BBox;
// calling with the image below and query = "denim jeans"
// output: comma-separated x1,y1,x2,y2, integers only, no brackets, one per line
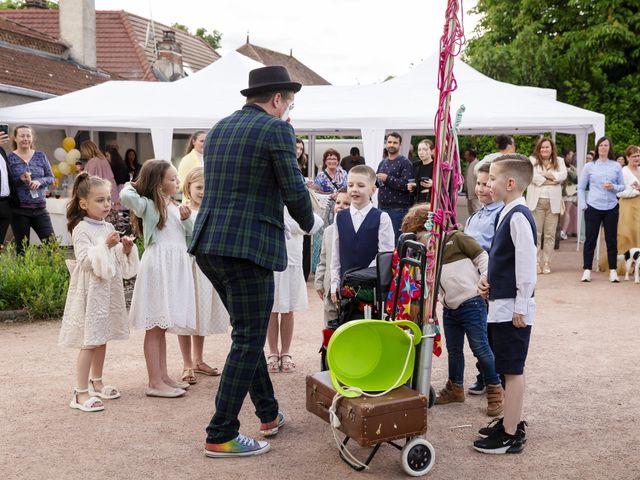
442,295,500,386
381,207,408,243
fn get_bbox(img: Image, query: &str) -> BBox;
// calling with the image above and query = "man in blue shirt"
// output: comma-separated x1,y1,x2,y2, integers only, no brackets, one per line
376,132,413,241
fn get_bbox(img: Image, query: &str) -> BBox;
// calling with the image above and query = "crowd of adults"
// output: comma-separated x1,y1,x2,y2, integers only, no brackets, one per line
0,125,142,252
1,124,639,285
296,131,640,282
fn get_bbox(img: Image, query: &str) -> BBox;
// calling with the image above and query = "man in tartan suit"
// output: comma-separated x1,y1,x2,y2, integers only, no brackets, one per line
190,66,321,458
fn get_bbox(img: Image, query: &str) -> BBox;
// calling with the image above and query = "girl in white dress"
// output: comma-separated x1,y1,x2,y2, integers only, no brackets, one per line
176,168,229,384
266,207,308,373
59,173,139,412
120,160,196,398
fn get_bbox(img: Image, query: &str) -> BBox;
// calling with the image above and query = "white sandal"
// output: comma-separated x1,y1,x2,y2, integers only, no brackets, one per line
88,377,121,400
69,388,104,412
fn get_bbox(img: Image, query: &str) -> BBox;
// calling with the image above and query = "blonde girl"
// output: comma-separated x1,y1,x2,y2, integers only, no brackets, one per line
177,168,229,384
266,207,308,373
120,160,196,398
59,173,139,412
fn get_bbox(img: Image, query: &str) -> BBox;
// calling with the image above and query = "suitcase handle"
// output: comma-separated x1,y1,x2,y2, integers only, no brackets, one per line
317,400,356,422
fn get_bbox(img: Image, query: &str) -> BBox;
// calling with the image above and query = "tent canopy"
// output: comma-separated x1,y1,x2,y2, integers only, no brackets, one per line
0,51,604,163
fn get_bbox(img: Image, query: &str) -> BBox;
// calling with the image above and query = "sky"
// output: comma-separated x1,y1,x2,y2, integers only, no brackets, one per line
94,0,481,86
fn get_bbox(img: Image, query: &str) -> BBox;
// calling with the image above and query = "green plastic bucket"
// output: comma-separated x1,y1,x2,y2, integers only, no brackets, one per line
327,319,422,398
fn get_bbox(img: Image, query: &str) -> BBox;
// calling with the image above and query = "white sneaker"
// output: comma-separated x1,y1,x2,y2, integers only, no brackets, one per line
609,270,620,283
581,269,591,282
560,231,568,240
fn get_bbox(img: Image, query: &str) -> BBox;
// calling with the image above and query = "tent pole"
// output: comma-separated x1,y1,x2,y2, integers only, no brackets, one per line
308,134,316,178
575,132,588,251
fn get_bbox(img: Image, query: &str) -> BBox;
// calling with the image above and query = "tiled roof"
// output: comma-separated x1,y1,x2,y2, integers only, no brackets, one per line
0,45,110,96
0,9,220,81
124,12,220,74
0,16,64,55
237,42,330,85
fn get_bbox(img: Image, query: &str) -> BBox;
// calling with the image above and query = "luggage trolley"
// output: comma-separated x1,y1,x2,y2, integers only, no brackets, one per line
306,234,438,476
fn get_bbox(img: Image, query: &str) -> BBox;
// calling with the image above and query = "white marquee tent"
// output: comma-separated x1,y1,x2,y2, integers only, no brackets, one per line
0,50,604,173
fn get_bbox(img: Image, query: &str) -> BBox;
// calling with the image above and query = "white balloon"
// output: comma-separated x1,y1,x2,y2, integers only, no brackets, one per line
66,148,81,164
54,147,67,163
58,162,71,175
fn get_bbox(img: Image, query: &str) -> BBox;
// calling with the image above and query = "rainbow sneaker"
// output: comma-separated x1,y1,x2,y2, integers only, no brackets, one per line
260,411,285,437
204,434,270,458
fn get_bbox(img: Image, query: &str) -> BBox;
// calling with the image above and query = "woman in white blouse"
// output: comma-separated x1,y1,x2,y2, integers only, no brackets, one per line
616,145,640,258
526,138,567,274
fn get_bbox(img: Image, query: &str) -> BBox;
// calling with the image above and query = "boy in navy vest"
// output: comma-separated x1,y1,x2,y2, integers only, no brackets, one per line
475,154,537,454
330,165,395,303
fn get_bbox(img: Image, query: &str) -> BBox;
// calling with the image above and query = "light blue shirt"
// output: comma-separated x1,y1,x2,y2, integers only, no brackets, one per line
464,201,504,252
578,159,625,211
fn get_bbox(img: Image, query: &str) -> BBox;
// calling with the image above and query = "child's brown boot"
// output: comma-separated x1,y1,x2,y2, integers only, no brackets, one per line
486,384,504,416
435,380,464,405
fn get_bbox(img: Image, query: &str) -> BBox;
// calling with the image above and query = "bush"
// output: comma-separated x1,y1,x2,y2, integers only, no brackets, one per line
0,239,70,319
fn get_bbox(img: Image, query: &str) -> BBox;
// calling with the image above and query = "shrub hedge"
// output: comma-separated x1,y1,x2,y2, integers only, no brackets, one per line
0,240,70,320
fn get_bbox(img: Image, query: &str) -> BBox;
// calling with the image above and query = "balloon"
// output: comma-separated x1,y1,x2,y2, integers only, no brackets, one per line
51,164,63,178
58,162,71,175
65,149,81,164
54,147,67,163
62,137,76,152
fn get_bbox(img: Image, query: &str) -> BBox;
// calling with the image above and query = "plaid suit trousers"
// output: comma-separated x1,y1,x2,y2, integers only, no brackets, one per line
196,254,279,443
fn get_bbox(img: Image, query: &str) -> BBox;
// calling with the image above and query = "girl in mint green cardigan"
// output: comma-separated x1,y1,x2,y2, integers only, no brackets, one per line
120,160,196,399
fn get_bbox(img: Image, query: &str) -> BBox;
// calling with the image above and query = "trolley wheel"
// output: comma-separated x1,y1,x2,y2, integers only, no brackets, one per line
428,385,436,409
401,438,435,477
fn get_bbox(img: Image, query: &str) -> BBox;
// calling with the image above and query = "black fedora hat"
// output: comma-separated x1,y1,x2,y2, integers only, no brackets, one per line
240,65,302,97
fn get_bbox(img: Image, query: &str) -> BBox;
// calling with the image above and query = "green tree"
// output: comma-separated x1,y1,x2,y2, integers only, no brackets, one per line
464,0,640,150
0,0,58,8
195,27,222,50
169,23,222,50
171,22,189,33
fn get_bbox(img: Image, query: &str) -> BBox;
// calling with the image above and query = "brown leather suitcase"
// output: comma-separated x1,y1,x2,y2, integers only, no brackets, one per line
306,371,428,447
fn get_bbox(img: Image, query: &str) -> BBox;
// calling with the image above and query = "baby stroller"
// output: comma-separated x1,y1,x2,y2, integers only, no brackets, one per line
319,250,394,371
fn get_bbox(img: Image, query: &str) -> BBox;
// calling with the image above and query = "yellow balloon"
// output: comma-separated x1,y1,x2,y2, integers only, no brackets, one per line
62,137,76,152
52,164,63,178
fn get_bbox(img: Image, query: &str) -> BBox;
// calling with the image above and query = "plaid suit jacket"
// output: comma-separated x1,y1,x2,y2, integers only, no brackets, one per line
189,104,314,272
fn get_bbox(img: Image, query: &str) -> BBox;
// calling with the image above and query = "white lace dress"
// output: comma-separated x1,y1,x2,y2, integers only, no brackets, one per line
272,208,308,313
173,209,229,336
129,203,196,332
58,219,139,348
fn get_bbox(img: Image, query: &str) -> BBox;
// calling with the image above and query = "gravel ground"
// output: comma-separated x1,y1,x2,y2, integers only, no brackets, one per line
1,241,639,480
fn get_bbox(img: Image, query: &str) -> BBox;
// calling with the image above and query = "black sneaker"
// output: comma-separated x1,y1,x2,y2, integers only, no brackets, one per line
473,428,525,454
478,418,528,442
467,380,486,395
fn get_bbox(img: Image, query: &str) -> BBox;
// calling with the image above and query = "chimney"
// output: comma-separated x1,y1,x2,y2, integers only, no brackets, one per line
59,0,96,68
155,30,184,81
25,0,49,7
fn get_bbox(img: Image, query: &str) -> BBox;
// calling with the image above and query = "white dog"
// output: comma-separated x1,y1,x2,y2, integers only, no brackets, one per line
618,248,640,283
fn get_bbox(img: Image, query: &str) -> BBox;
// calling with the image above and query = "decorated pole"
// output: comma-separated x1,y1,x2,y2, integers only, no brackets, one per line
415,0,465,394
